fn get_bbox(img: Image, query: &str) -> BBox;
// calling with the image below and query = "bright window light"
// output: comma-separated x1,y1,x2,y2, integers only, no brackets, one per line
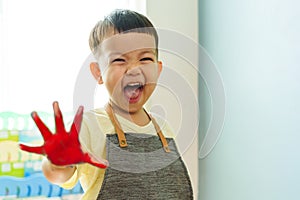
0,0,145,113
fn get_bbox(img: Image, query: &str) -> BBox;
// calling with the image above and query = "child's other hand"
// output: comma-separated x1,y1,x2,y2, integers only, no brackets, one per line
19,101,108,169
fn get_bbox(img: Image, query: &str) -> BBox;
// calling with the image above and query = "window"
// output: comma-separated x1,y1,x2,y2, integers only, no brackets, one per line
0,0,145,113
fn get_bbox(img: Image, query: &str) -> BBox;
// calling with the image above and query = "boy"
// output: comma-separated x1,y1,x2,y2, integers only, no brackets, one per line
20,9,193,199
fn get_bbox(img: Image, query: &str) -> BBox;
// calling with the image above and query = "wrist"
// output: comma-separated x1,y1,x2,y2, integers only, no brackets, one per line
43,157,75,170
50,163,74,169
42,157,76,184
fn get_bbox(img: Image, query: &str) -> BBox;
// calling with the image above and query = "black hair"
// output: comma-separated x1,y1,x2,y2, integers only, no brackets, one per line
89,9,158,57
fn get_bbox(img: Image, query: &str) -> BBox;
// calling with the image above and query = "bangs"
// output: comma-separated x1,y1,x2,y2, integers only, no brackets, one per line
105,10,158,48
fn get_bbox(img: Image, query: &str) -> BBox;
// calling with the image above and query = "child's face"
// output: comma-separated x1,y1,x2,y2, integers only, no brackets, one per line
95,32,162,113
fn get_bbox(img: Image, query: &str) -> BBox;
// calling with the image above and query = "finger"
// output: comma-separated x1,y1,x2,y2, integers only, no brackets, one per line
70,106,84,138
53,101,66,133
83,153,108,169
31,111,52,140
19,144,45,155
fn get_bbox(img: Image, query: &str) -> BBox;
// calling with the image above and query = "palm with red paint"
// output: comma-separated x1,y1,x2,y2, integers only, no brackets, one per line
19,102,108,169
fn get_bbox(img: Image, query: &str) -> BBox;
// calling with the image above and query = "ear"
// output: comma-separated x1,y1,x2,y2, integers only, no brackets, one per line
90,62,103,84
157,61,163,75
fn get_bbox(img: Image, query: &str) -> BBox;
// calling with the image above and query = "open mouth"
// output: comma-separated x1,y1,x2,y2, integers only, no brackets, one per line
123,82,144,103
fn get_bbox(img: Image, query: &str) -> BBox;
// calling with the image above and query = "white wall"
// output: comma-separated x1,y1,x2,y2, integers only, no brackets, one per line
146,0,199,198
199,0,300,199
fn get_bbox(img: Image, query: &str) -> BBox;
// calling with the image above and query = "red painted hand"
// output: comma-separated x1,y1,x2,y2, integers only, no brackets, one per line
19,102,108,169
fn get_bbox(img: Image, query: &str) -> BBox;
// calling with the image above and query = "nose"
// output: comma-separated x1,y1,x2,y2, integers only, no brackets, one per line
126,65,142,76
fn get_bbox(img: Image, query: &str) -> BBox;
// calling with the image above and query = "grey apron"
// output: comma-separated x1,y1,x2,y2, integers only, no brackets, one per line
97,105,193,199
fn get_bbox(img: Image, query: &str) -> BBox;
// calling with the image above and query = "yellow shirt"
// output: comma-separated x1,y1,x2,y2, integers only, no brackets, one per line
61,108,175,200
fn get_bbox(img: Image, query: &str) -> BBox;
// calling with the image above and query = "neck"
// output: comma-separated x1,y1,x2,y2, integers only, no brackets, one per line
108,102,151,126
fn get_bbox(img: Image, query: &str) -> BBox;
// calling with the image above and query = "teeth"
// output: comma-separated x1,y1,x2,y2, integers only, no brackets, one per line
127,83,142,87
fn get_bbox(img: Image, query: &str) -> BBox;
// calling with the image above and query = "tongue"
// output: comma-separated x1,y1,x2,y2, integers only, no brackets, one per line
124,86,141,100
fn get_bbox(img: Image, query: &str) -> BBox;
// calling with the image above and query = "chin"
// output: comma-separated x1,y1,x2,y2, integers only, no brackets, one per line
127,104,143,114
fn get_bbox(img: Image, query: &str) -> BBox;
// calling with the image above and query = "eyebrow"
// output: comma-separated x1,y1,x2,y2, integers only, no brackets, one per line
107,52,123,57
107,49,156,57
137,49,156,56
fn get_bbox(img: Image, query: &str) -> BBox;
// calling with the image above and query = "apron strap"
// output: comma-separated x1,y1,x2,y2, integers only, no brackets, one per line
105,104,128,148
105,103,170,153
147,113,171,153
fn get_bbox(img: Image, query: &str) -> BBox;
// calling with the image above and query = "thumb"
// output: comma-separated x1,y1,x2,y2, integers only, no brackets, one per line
19,144,45,155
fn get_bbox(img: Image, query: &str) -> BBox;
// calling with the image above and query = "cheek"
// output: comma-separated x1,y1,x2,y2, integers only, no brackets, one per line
104,68,124,95
142,63,160,84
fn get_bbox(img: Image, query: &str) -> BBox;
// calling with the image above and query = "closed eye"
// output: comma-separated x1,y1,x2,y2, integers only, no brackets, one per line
112,58,125,63
140,57,154,62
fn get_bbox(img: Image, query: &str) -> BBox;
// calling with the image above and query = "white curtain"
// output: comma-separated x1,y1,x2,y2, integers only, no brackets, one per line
0,0,145,113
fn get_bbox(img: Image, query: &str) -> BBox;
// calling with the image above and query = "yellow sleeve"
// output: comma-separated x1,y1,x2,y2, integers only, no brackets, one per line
59,166,80,189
